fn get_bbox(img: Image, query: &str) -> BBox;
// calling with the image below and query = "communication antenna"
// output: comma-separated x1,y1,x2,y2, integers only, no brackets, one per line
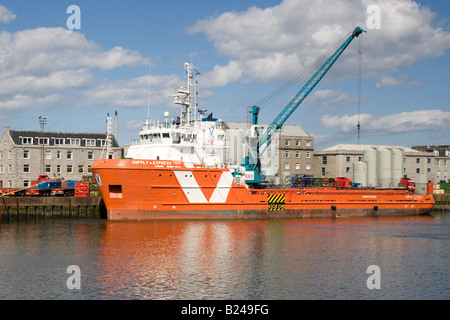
106,113,113,159
147,65,151,120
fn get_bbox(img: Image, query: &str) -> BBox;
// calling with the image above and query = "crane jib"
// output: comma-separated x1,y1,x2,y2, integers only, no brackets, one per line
244,27,366,185
257,26,366,150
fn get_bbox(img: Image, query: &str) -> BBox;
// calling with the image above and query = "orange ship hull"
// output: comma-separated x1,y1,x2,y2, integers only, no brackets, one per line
91,159,435,220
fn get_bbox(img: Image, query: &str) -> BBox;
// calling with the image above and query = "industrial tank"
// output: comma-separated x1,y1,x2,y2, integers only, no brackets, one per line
391,148,404,187
378,147,392,188
363,147,377,187
353,161,367,187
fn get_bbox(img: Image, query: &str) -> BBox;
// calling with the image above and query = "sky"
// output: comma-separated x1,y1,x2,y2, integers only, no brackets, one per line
0,0,449,151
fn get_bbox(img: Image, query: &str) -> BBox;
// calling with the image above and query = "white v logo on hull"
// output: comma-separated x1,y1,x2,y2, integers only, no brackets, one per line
174,170,233,203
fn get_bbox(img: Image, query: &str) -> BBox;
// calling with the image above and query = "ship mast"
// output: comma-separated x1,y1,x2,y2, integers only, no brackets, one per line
170,62,197,125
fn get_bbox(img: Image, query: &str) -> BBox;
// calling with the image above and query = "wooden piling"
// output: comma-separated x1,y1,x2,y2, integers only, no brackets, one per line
0,196,103,222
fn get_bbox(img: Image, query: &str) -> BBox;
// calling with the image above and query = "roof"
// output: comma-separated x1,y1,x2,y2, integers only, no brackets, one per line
225,121,312,138
5,127,120,148
316,144,424,154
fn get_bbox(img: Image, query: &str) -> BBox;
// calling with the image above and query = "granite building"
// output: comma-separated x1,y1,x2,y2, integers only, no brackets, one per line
0,126,122,188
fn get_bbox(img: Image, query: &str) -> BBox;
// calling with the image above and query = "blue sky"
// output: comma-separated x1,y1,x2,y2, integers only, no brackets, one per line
0,0,449,150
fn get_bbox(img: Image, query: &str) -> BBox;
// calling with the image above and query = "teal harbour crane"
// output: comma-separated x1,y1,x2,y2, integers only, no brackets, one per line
241,26,366,186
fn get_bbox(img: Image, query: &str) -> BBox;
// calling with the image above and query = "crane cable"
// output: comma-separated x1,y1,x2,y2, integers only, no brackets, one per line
255,31,353,110
357,33,363,147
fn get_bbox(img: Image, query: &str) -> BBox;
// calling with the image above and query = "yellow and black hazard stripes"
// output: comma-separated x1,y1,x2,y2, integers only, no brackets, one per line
267,194,285,211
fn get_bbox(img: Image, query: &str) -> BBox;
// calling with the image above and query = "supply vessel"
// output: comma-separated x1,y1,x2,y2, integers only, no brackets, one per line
91,158,434,220
91,27,435,220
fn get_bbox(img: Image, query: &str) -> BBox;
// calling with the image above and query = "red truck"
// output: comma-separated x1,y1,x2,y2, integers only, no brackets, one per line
335,177,353,188
399,176,415,194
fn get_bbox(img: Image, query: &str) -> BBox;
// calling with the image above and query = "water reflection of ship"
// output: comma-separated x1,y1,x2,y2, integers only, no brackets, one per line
95,216,435,298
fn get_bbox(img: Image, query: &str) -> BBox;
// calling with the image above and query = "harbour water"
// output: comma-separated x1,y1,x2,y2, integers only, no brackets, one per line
1,211,450,301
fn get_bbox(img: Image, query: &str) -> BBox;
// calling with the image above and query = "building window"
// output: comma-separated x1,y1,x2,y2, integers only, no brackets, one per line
306,141,311,147
427,168,431,173
8,150,12,159
88,151,94,160
416,168,420,173
416,158,420,164
22,137,33,144
45,150,51,159
358,156,363,161
78,165,84,173
67,151,73,160
85,139,96,146
346,156,351,162
70,138,81,145
54,138,64,145
23,150,30,159
346,167,351,173
0,165,3,173
100,139,107,146
306,164,311,171
8,164,12,173
24,180,30,187
23,164,30,173
321,167,326,175
296,140,300,146
67,165,73,173
306,152,311,159
39,138,49,145
285,140,290,146
322,156,327,165
57,151,61,159
45,165,51,173
285,151,290,158
427,158,431,164
87,165,92,173
57,165,61,174
295,151,300,158
285,163,290,170
295,163,300,170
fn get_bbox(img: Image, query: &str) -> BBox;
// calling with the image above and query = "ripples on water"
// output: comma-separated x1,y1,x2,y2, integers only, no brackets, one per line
1,212,450,300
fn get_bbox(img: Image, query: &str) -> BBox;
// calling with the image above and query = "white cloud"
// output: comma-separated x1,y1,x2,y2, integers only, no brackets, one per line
0,27,150,114
189,0,450,87
200,60,243,88
0,28,148,78
83,74,180,108
0,94,64,119
0,4,16,24
375,75,408,88
321,109,450,134
306,89,356,112
0,69,93,95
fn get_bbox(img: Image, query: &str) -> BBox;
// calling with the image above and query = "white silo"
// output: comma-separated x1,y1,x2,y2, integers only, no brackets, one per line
391,148,404,187
363,147,377,187
378,147,392,188
353,161,367,187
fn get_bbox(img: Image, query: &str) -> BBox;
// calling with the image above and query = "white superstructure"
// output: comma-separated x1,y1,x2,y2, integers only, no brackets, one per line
126,62,227,168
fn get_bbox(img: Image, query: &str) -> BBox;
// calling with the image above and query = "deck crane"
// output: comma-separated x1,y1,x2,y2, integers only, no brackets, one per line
242,26,366,186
